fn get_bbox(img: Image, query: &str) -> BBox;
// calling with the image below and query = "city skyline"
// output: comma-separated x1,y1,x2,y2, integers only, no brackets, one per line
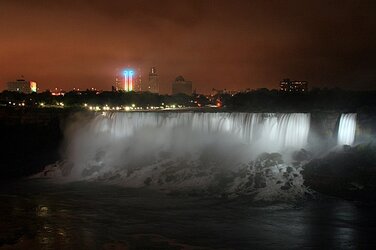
1,0,375,94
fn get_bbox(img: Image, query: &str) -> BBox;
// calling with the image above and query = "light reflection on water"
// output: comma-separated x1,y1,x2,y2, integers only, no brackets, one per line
0,180,375,249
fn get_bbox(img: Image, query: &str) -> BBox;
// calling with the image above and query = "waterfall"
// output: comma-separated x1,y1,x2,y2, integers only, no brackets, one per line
42,112,313,200
95,112,310,151
337,113,357,145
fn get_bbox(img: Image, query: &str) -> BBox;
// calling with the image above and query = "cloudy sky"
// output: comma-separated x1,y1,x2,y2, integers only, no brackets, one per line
0,0,375,93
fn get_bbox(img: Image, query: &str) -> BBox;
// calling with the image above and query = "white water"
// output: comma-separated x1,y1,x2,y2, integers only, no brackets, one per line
39,112,312,201
94,112,310,150
337,113,357,146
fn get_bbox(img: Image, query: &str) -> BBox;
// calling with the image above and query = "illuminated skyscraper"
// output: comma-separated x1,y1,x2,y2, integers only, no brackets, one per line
115,69,135,92
143,67,159,93
123,69,134,91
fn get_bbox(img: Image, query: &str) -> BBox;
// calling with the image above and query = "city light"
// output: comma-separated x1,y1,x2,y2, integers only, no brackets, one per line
123,69,134,92
30,81,37,92
129,70,133,91
123,71,129,91
82,102,191,112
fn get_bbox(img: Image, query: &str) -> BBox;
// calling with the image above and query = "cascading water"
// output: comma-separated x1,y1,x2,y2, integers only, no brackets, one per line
40,112,312,201
94,112,310,150
337,113,357,146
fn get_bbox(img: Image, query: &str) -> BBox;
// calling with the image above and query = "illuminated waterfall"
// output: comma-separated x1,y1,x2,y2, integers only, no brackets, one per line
337,113,357,145
43,112,312,198
95,112,310,151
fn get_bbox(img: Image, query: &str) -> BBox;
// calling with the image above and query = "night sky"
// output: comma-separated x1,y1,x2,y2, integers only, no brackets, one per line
0,0,375,94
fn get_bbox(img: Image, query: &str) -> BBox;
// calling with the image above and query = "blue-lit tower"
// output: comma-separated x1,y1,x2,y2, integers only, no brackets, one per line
123,69,134,92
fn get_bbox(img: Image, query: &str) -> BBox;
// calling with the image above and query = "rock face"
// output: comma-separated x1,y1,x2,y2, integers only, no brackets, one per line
229,153,308,201
0,108,77,179
49,151,308,202
308,112,339,150
303,144,376,201
356,112,376,143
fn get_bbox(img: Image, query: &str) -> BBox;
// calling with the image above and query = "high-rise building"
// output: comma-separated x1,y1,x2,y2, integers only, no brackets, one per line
280,79,308,92
133,70,142,92
143,67,159,93
172,76,192,95
6,78,37,93
114,76,122,91
115,69,135,92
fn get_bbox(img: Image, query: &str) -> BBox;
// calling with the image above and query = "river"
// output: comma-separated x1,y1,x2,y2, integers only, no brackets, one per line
1,180,375,249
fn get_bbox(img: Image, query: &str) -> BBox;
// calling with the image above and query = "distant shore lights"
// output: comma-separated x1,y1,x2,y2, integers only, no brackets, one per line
123,69,134,92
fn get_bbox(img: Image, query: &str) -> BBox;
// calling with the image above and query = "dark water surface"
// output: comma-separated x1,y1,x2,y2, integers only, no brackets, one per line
1,180,376,249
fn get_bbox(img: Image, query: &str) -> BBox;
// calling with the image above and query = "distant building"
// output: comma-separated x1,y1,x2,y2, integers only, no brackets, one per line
280,79,308,92
115,69,135,92
172,76,192,95
114,75,122,91
134,71,142,92
6,79,37,93
143,67,159,93
210,88,240,96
